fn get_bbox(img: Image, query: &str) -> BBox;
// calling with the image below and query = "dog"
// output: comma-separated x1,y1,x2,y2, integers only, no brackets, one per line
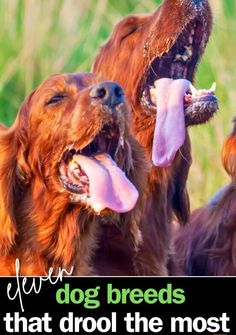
174,117,236,276
0,72,147,276
92,0,218,275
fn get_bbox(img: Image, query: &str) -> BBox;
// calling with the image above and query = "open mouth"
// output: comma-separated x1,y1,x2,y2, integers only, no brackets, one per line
148,82,217,126
139,16,218,167
141,19,218,125
59,124,120,195
58,123,138,213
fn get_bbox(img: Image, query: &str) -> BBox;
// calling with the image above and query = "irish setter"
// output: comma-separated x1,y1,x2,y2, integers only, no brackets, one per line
175,118,236,276
92,0,218,275
0,72,147,276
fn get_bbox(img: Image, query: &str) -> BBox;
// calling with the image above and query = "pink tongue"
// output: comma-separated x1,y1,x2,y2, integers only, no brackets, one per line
72,154,139,213
152,78,190,167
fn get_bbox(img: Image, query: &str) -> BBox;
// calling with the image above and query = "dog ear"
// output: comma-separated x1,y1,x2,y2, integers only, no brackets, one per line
0,93,33,254
120,135,148,248
172,134,191,225
222,134,236,180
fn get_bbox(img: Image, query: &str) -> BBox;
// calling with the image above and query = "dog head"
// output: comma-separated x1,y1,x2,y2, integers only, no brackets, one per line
0,72,142,253
93,0,218,166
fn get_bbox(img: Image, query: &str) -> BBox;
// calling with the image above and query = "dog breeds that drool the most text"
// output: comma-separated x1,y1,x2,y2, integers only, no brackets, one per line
93,0,218,275
0,72,147,276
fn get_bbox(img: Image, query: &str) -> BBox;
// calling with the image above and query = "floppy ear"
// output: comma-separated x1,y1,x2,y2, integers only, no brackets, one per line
172,134,191,225
0,94,32,255
222,134,236,180
119,135,148,248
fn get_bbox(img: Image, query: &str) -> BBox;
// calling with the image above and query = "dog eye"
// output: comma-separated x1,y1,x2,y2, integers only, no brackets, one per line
45,94,66,106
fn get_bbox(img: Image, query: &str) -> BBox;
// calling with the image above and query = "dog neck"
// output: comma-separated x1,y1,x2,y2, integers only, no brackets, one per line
13,180,98,276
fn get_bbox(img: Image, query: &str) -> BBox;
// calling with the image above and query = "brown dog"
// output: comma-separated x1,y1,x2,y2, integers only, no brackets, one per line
175,118,236,276
0,72,147,276
92,0,218,275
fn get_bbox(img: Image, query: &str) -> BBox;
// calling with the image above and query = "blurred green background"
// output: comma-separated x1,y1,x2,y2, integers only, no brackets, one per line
0,0,234,208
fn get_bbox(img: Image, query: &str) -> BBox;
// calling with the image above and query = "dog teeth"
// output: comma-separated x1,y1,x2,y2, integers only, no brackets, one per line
209,82,216,94
174,54,183,61
182,55,189,62
174,46,193,62
189,36,193,44
69,160,78,170
185,46,193,57
150,87,156,104
189,82,216,98
174,54,190,62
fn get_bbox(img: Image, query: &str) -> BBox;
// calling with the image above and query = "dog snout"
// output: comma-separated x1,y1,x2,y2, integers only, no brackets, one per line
90,81,124,108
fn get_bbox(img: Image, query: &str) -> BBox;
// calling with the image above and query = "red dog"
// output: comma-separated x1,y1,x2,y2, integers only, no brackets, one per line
175,117,236,276
92,0,218,275
0,72,147,276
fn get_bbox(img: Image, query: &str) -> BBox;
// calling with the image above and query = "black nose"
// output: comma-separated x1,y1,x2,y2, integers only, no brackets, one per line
90,81,124,108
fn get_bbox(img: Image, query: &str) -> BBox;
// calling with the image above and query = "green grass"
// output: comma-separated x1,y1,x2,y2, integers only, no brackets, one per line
0,0,234,208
